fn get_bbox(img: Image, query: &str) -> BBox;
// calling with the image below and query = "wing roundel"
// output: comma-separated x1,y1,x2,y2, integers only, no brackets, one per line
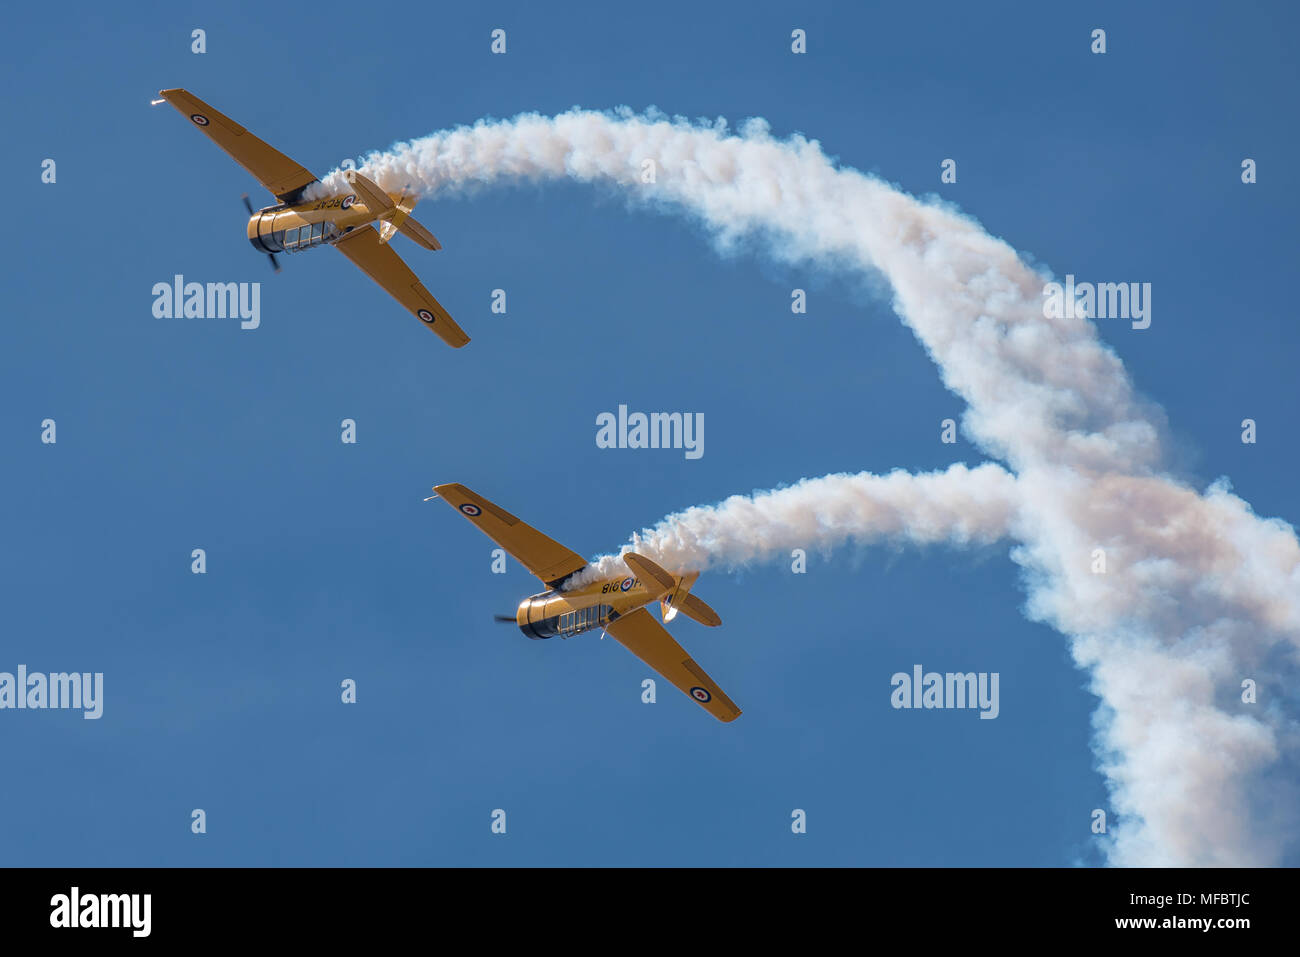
433,484,588,587
158,88,318,202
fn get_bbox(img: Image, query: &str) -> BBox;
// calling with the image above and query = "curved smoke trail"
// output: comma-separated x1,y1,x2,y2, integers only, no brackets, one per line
315,109,1300,865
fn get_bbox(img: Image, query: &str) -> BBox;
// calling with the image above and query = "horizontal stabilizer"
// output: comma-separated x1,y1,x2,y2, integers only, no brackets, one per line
675,592,722,628
657,569,721,627
624,552,676,597
365,186,440,250
347,171,396,216
396,215,441,250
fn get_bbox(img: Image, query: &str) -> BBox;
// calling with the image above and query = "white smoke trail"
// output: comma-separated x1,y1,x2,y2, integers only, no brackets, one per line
323,110,1300,865
566,462,1021,586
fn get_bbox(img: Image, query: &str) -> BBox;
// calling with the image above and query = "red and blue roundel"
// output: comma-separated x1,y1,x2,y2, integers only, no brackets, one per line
417,309,436,324
620,577,635,591
341,194,356,210
690,686,712,703
190,113,209,126
459,503,482,516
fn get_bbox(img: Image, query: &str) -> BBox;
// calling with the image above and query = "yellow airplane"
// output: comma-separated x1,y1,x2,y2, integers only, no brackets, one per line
433,483,742,722
155,88,468,348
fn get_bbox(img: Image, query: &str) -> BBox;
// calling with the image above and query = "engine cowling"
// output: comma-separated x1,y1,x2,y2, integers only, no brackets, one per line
517,596,558,640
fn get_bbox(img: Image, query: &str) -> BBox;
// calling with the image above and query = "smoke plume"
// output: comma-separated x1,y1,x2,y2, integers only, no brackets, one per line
318,110,1300,865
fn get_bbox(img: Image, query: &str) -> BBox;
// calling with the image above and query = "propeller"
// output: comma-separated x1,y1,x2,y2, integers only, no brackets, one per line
493,615,516,624
242,193,281,273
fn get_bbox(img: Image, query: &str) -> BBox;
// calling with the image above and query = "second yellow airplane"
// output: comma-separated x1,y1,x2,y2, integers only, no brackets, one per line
433,484,742,722
156,88,469,348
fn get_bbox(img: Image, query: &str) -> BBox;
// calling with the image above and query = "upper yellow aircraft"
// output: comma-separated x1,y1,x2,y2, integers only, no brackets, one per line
156,88,468,348
433,483,742,722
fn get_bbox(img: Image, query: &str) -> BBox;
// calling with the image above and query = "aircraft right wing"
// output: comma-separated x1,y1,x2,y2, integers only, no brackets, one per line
334,226,470,348
158,88,318,202
604,608,742,722
433,484,589,587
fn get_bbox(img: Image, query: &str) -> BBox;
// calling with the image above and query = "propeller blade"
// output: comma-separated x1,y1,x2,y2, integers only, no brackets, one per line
241,193,254,215
267,253,281,273
493,615,516,624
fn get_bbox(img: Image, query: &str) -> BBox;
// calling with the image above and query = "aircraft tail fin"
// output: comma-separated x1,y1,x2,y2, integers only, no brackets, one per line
660,570,722,626
622,556,722,627
390,191,441,250
659,570,697,621
349,174,441,250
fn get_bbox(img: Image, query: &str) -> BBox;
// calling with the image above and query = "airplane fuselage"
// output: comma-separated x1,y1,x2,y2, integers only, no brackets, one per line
159,87,468,346
516,573,666,640
246,191,379,256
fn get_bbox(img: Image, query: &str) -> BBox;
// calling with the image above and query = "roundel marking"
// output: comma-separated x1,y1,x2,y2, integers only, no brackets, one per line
690,686,712,703
459,503,482,516
341,194,356,210
190,113,210,126
417,309,436,324
620,577,635,591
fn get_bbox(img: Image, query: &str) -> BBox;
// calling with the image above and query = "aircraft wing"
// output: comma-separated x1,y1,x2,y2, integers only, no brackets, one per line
434,484,588,587
334,227,470,348
158,88,318,202
604,608,742,722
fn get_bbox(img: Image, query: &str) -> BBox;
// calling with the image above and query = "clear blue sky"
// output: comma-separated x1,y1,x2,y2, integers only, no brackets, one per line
2,0,1295,865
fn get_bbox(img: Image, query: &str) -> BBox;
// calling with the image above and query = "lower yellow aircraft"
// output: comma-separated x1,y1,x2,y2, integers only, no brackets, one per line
155,88,468,348
433,484,742,722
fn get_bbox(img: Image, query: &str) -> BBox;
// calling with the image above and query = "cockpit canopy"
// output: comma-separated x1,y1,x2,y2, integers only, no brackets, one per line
278,221,340,253
249,211,342,255
260,220,340,253
519,599,614,640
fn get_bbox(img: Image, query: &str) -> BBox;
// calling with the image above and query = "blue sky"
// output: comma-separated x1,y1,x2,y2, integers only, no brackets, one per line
2,0,1296,865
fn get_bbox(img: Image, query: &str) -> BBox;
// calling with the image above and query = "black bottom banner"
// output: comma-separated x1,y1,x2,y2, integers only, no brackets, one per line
0,866,1277,943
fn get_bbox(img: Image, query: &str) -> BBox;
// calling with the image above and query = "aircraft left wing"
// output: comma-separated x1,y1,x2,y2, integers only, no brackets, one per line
605,608,742,723
334,227,470,348
158,89,318,202
434,484,589,587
